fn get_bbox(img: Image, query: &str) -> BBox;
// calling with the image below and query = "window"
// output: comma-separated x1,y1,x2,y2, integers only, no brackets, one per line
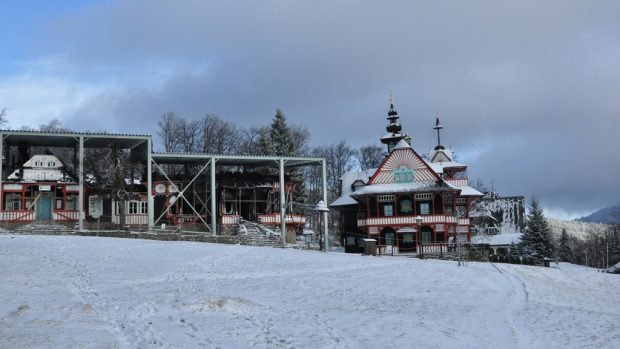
402,233,414,243
399,199,413,214
66,194,78,210
422,231,432,243
5,193,21,210
383,204,394,217
420,203,430,215
56,199,63,209
129,201,139,214
393,166,415,183
384,232,395,245
346,236,356,246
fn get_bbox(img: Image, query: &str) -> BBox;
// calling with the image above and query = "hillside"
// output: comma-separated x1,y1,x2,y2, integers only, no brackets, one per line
577,204,620,224
2,235,619,348
547,217,609,240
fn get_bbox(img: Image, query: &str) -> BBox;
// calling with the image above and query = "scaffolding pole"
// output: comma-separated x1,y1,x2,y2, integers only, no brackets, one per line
78,136,84,231
279,158,286,245
211,157,217,236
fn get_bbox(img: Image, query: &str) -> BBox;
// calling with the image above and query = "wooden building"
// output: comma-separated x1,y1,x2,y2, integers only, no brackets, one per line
1,154,83,223
331,100,483,254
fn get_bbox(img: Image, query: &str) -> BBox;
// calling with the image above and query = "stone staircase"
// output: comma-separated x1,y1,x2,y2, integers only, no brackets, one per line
236,221,281,247
12,221,76,235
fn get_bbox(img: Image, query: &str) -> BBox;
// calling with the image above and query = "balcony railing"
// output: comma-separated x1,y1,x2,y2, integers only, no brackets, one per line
0,210,35,222
258,214,306,225
53,210,83,221
358,215,469,227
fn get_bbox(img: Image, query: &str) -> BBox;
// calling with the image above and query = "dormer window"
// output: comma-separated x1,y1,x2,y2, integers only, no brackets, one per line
351,179,366,192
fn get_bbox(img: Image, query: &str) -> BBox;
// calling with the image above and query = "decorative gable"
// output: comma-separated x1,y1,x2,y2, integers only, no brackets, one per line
369,148,441,185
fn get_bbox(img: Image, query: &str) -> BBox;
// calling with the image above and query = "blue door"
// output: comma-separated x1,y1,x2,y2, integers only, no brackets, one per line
36,196,52,220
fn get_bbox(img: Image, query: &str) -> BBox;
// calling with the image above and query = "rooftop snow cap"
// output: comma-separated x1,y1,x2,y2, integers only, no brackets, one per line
393,139,412,150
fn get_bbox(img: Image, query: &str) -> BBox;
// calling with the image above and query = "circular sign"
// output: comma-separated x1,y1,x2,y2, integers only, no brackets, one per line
155,184,166,194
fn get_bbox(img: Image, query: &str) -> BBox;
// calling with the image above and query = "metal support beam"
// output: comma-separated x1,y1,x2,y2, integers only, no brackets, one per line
211,157,217,236
0,134,3,215
322,159,329,251
78,136,84,231
147,139,153,230
279,158,286,245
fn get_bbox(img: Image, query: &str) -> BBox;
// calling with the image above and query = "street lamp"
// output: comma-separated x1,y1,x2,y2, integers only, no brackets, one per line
316,200,329,252
415,215,423,259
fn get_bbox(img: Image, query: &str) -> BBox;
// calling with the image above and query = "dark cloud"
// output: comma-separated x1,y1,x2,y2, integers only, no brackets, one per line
30,0,620,217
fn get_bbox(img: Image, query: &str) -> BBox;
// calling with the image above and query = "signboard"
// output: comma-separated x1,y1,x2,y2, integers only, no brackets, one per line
39,185,51,191
3,184,23,191
89,195,103,219
66,185,80,192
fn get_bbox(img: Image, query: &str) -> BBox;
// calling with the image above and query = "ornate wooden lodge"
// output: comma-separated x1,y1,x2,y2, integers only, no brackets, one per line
331,99,483,254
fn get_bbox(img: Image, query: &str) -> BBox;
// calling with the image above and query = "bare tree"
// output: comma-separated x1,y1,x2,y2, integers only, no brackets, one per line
39,119,67,132
201,114,240,155
157,112,183,152
239,126,264,156
0,108,7,127
358,144,384,170
316,141,357,199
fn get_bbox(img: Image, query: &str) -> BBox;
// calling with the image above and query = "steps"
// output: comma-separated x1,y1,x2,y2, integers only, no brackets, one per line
236,221,281,247
12,221,75,235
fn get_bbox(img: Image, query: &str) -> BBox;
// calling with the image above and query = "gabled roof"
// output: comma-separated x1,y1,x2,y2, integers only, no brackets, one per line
368,146,441,185
329,168,375,207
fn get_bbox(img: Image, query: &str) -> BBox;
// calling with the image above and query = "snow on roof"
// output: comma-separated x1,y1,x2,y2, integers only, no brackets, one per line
446,183,484,197
330,195,359,207
351,181,442,196
393,139,411,150
429,148,454,162
381,132,402,140
426,160,467,174
330,168,376,207
471,233,522,246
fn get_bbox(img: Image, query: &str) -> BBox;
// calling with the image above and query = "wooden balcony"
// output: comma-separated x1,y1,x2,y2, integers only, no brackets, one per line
357,215,469,227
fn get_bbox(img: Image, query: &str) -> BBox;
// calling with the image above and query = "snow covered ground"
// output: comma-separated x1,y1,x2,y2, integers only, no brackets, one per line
1,235,619,349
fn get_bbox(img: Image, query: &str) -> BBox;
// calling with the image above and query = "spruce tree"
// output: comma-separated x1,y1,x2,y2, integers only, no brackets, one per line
558,228,573,262
269,109,295,156
520,198,554,261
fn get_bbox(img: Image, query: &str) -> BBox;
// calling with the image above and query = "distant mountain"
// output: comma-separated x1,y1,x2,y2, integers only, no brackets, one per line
577,204,620,224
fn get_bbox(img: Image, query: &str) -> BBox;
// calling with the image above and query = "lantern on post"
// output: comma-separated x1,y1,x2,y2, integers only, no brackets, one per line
415,215,423,259
316,200,329,251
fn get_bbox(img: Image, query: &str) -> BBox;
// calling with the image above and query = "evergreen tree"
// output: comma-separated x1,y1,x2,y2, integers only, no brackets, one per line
558,228,573,262
268,109,295,156
520,198,554,261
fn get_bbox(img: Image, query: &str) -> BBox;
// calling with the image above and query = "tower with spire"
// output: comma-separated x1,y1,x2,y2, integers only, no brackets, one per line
380,94,410,153
428,114,467,178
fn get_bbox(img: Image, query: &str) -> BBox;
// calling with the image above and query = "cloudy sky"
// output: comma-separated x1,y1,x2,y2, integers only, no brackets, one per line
1,0,619,219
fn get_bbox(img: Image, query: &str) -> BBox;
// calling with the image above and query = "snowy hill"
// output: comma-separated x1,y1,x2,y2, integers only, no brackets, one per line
547,217,609,240
1,235,619,349
577,204,620,224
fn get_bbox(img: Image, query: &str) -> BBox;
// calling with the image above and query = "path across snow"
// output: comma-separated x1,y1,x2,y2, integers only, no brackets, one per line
1,235,619,348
